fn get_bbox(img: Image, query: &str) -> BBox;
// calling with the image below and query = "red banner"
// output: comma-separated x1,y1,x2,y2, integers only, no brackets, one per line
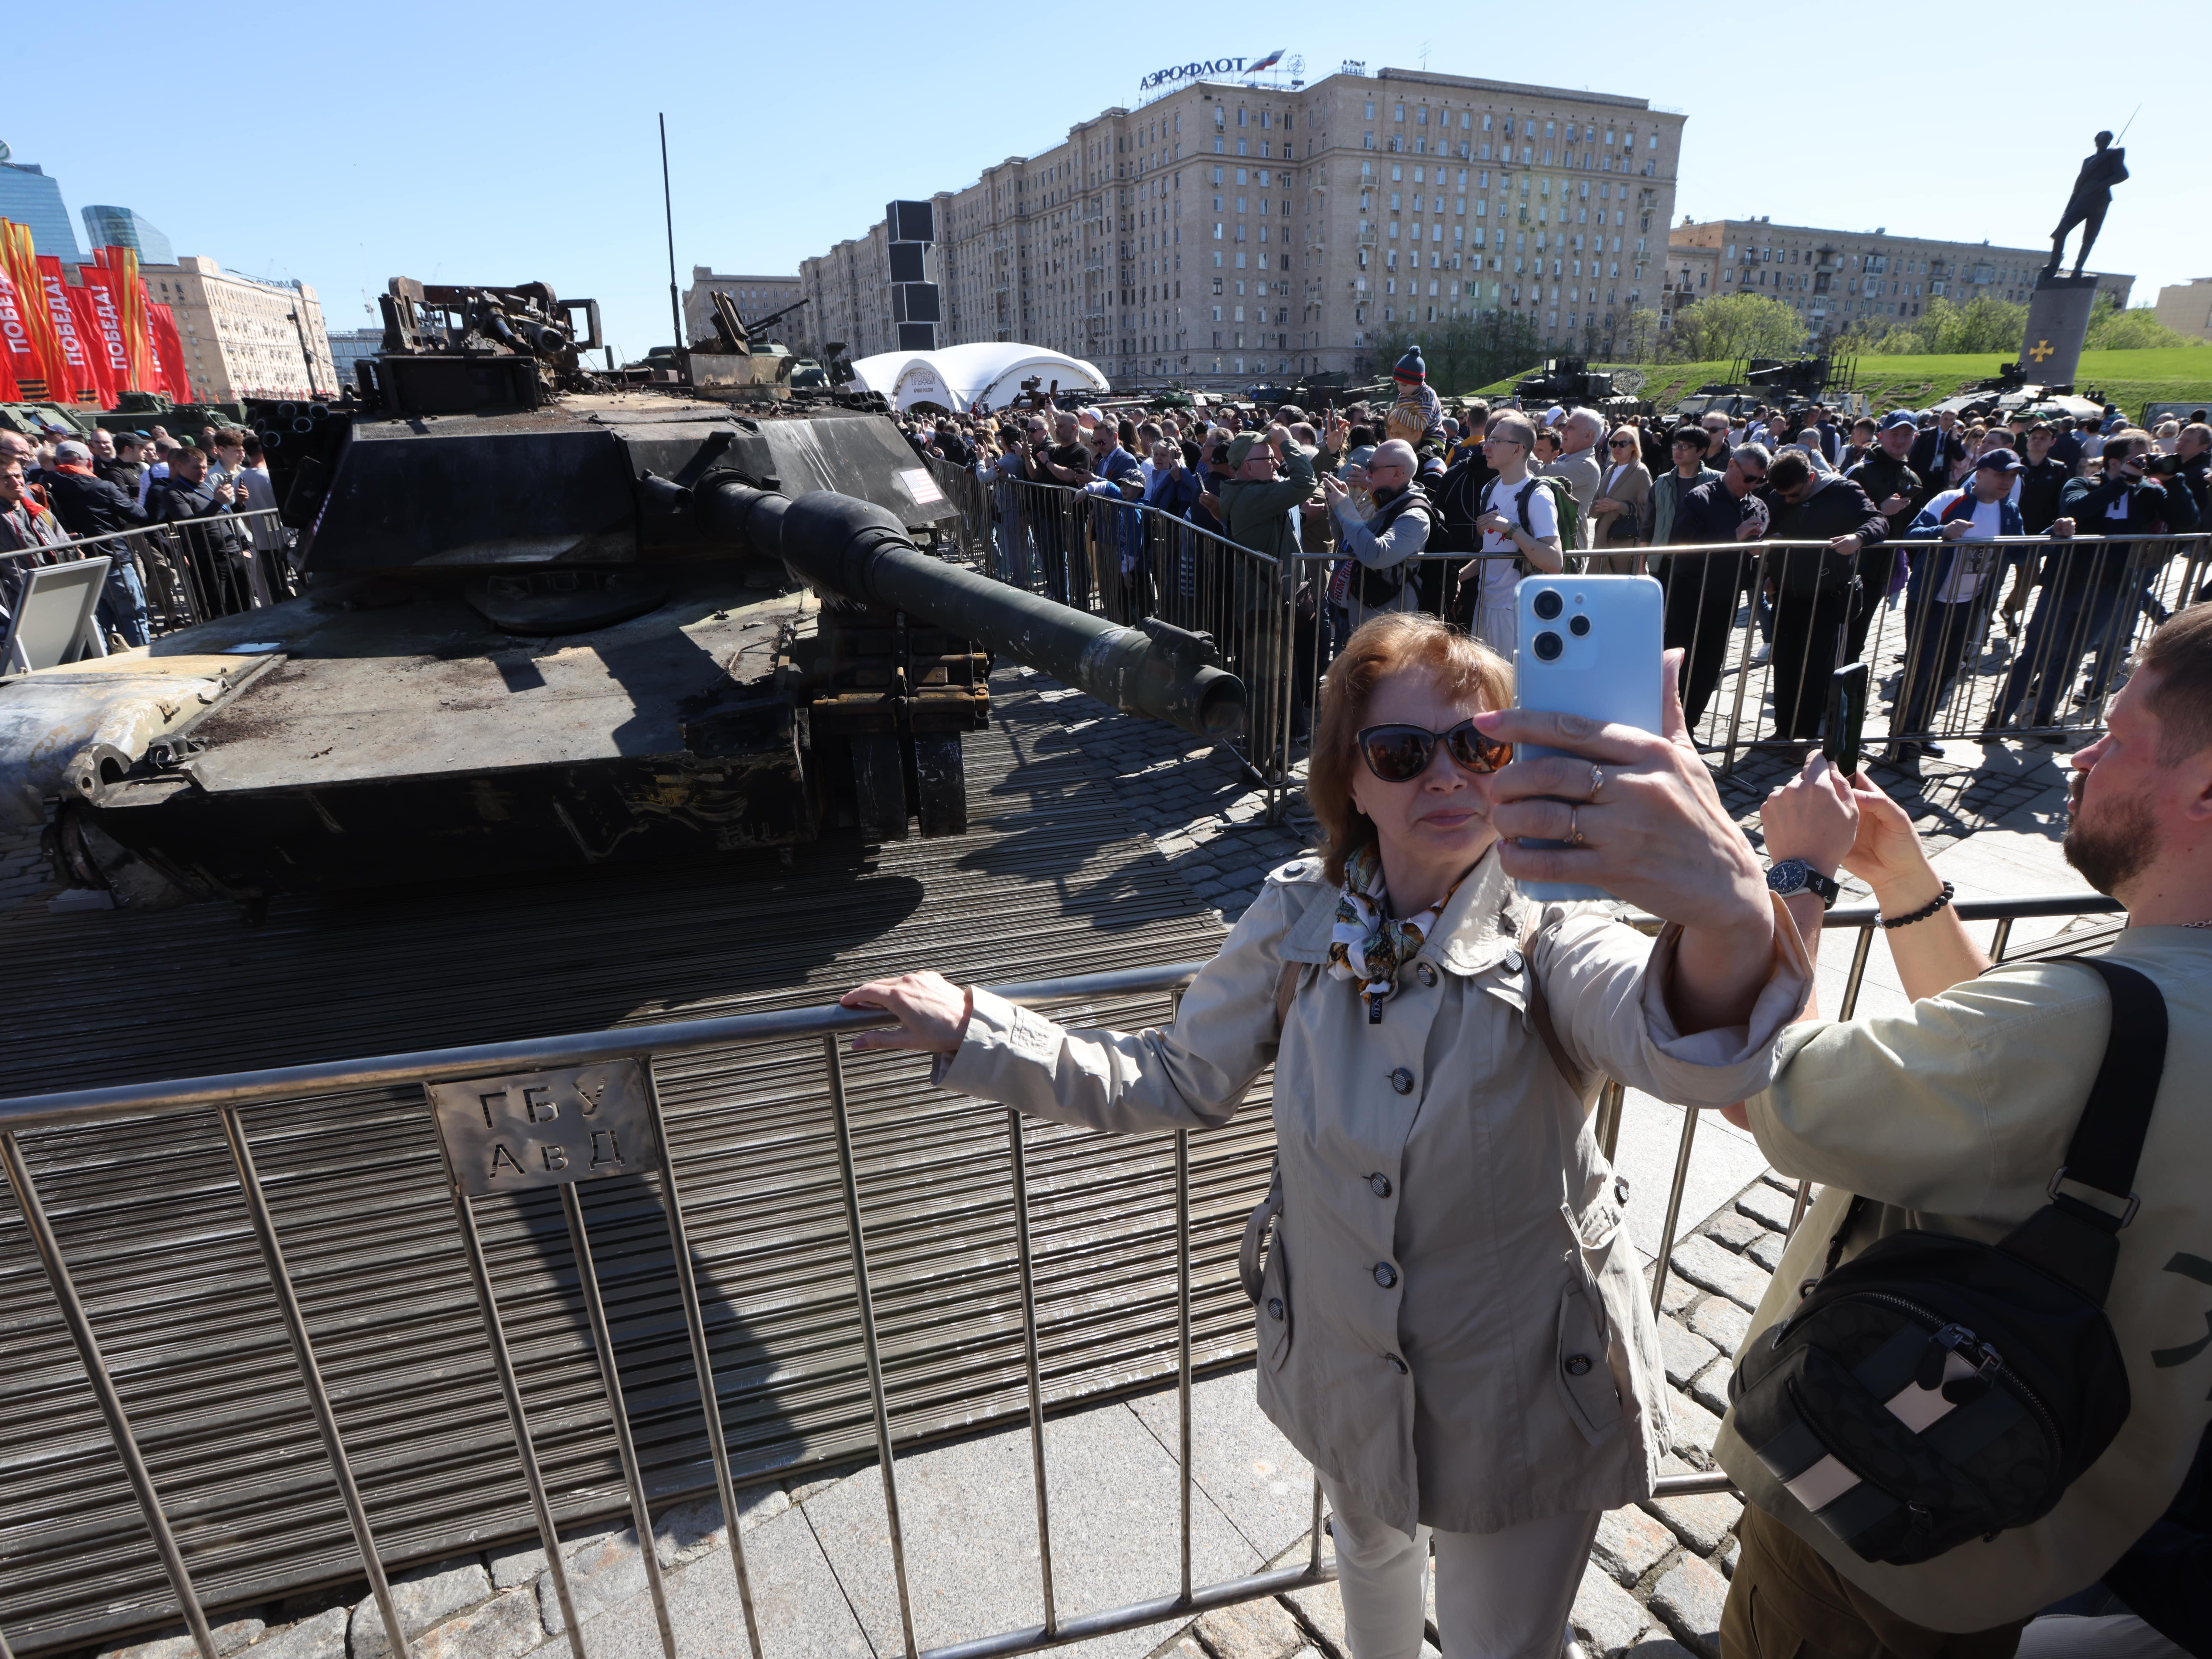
149,302,193,400
33,255,107,405
0,221,66,400
70,281,126,405
95,245,159,392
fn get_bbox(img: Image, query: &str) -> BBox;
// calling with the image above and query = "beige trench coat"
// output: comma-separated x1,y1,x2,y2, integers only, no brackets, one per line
939,850,1811,1537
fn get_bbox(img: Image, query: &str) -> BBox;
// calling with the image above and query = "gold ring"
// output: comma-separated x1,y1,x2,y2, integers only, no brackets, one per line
1567,805,1585,847
1589,764,1605,802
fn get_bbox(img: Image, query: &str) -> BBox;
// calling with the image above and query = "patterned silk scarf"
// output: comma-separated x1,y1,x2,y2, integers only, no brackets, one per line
1325,844,1461,1022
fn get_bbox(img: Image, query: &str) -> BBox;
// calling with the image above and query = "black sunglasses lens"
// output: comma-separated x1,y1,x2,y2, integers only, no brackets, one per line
1361,727,1435,781
1444,726,1510,773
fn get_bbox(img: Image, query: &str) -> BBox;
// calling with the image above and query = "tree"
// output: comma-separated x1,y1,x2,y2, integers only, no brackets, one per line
2085,299,2207,351
1613,308,1661,364
1668,293,1805,364
1369,306,1545,394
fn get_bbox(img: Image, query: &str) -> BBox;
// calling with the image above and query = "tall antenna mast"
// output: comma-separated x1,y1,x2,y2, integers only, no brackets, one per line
659,114,683,354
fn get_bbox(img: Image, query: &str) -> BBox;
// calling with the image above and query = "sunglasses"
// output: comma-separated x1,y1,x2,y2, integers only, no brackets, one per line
1609,439,1636,449
1355,719,1512,783
1735,466,1767,484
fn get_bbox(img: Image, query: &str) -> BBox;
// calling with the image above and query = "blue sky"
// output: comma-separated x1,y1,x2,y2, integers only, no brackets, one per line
6,2,2202,361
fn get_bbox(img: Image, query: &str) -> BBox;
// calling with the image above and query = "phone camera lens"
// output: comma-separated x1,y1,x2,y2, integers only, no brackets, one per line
1569,614,1591,637
1532,589,1564,621
1533,631,1563,662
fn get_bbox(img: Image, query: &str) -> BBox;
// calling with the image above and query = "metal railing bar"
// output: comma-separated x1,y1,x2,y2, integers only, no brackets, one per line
0,1131,221,1659
440,1177,588,1659
0,897,2125,1135
556,1181,680,1659
1648,1105,1699,1319
823,1035,920,1659
1174,1128,1195,1606
1004,1109,1059,1636
216,1107,414,1659
915,1559,1338,1659
640,1064,765,1659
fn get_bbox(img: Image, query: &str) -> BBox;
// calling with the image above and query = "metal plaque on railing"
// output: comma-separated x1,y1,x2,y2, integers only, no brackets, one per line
428,1061,655,1196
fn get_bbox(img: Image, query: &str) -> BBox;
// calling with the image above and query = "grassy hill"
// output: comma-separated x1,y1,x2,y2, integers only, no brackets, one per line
1468,348,2212,422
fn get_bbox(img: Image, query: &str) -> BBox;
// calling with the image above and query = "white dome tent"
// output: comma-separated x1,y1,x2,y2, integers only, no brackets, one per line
846,342,1109,414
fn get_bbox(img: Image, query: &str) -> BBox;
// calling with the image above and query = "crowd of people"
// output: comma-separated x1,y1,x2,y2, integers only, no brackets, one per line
907,355,2209,773
0,420,288,652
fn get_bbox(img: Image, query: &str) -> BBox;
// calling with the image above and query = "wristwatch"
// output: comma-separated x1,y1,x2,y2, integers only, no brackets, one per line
1766,858,1841,909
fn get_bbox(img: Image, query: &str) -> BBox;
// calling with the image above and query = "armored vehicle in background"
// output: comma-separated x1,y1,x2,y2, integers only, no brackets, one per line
12,278,1241,911
1515,357,1653,425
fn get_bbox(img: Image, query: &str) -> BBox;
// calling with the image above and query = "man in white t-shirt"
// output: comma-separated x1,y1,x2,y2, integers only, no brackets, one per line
1452,412,1563,658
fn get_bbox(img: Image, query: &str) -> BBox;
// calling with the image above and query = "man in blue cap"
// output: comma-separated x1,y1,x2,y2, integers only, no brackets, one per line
1386,346,1447,464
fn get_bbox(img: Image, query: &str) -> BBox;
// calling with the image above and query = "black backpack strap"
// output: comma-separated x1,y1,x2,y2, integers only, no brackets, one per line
2057,959,2167,1210
1999,957,2168,1303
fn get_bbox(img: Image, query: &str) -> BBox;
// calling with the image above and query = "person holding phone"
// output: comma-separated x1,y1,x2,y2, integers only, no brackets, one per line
845,616,1812,1659
1454,413,1564,658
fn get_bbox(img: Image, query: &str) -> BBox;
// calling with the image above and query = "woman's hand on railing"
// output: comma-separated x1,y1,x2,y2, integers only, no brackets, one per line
840,970,973,1055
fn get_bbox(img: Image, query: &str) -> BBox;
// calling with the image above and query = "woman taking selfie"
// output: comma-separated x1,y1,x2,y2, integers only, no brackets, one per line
843,615,1814,1659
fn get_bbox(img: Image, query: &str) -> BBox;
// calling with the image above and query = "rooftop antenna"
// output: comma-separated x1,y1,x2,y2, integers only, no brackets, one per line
659,113,683,355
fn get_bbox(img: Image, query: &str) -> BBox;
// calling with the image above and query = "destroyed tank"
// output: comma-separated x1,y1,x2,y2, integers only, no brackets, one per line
11,279,1242,910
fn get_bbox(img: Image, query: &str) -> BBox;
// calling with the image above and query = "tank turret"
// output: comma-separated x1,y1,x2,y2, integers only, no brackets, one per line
11,278,1242,908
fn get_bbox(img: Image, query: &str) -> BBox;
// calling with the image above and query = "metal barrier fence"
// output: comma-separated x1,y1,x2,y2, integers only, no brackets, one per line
925,454,2206,807
2,508,292,645
0,889,2120,1659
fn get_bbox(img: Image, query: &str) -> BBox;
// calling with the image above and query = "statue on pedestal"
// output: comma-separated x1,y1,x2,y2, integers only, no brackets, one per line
2043,131,2128,281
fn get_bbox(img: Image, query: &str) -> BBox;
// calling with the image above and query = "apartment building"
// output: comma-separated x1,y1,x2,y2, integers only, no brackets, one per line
682,267,804,346
798,66,1686,390
140,255,338,401
1664,218,2132,342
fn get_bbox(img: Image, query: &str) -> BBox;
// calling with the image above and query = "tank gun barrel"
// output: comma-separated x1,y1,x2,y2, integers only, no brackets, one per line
695,481,1244,742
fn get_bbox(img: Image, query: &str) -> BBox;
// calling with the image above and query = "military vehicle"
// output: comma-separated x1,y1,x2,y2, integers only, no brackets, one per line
0,401,87,439
1670,355,1850,424
10,278,1242,913
1515,357,1653,424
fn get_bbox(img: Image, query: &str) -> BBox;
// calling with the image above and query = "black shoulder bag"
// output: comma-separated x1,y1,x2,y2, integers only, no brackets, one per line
1728,958,2166,1565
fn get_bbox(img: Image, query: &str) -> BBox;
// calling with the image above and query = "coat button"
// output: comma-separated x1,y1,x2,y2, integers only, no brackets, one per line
1415,962,1437,987
1268,1296,1285,1322
1502,949,1524,974
1615,1175,1631,1205
1373,1262,1398,1289
1388,1067,1414,1095
1564,1354,1593,1377
1384,1353,1409,1375
1369,1172,1392,1198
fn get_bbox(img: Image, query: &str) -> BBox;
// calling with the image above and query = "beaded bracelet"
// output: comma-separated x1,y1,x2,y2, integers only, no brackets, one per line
1881,880,1956,930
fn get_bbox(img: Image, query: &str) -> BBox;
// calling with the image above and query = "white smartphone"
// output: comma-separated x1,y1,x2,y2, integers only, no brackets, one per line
1512,573,1665,902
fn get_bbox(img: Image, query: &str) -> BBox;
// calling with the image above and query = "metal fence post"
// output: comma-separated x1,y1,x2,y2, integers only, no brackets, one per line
1649,1106,1699,1319
217,1107,414,1659
1004,1109,1058,1636
822,1035,920,1659
556,1182,679,1659
639,1066,765,1659
0,1132,220,1659
441,1177,589,1659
